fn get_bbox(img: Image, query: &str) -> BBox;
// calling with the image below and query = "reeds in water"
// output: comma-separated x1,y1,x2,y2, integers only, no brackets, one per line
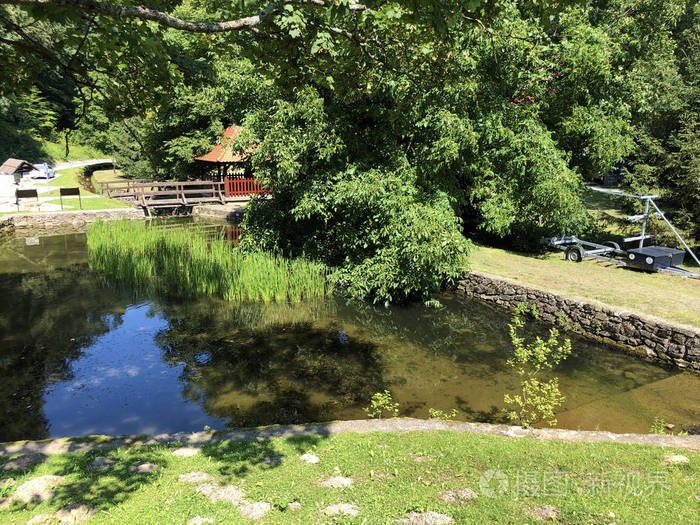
86,220,330,302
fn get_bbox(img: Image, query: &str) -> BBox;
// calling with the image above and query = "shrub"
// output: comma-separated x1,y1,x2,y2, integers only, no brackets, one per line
364,390,399,419
503,313,572,427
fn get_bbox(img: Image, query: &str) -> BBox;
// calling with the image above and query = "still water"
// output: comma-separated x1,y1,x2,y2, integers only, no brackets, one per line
0,231,698,441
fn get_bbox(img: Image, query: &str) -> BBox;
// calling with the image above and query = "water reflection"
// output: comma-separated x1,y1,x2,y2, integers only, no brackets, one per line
156,313,386,427
0,232,698,441
0,266,126,440
41,304,225,438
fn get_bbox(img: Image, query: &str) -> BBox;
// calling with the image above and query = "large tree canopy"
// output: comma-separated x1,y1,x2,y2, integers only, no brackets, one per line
1,0,698,302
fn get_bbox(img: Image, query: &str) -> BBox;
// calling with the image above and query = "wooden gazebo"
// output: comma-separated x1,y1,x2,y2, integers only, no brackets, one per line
194,126,253,180
0,158,37,176
194,126,265,198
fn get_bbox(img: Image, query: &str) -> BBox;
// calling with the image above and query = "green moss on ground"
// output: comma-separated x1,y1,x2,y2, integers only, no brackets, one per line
0,431,696,524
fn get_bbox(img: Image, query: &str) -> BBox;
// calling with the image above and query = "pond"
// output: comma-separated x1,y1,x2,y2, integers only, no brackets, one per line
0,229,698,442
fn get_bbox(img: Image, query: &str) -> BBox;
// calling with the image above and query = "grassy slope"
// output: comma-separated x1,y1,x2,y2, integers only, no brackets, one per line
34,167,96,197
470,246,700,327
40,140,105,163
1,431,697,524
91,169,126,187
470,187,700,328
0,124,104,164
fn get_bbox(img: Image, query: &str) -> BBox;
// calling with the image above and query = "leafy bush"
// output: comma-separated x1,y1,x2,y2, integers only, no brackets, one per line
364,390,399,419
239,88,472,304
504,310,572,428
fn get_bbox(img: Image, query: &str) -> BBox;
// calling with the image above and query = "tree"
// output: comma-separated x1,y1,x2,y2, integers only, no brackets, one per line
1,0,698,302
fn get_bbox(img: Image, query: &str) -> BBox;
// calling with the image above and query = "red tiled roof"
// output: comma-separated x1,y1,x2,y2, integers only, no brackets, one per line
194,126,255,163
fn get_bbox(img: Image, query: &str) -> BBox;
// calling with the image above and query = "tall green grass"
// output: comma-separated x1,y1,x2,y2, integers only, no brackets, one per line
86,220,330,302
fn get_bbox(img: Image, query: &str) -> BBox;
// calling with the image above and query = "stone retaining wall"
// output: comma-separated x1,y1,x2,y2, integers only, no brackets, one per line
458,272,699,370
193,202,246,221
3,208,145,236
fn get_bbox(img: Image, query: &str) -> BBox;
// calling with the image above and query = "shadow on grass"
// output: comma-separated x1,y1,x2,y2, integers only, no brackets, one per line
201,433,326,480
0,454,50,483
36,448,166,512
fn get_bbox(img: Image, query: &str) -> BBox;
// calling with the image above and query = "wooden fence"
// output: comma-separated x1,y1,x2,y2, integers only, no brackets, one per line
224,177,267,198
100,179,152,198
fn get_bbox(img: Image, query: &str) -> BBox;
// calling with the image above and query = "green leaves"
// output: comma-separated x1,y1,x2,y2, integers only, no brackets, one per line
504,310,572,427
5,0,698,297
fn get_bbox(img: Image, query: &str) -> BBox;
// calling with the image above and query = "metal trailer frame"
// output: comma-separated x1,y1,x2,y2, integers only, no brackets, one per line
588,188,700,267
541,188,700,279
541,235,626,264
541,234,700,278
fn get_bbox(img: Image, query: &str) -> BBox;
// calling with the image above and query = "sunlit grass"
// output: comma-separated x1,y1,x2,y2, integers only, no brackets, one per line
470,245,700,327
0,431,697,524
44,197,131,210
86,220,331,303
40,139,105,163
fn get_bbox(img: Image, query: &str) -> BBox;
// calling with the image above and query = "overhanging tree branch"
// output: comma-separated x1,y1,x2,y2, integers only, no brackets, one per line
0,0,366,33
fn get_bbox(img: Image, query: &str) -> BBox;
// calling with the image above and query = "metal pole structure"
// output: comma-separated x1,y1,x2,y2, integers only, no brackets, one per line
639,197,650,249
649,198,700,267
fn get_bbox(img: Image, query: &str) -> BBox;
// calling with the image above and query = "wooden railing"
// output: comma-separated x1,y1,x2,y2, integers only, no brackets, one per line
130,181,225,212
100,179,152,198
224,177,268,198
101,177,268,203
226,226,243,243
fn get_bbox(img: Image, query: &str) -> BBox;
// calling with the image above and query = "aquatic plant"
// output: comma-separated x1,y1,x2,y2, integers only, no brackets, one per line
86,220,330,302
503,312,572,428
428,408,458,421
363,390,399,419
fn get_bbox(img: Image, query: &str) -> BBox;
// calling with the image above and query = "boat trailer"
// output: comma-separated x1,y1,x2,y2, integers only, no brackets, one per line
542,189,700,279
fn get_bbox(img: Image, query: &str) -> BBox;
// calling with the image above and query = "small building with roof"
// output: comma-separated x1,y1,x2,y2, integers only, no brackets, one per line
0,158,38,177
193,126,265,199
194,126,255,181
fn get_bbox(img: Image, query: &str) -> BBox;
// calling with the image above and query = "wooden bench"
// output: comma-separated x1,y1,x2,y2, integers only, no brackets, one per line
15,189,39,211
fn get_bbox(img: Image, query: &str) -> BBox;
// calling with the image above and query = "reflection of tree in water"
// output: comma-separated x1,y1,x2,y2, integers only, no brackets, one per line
334,295,514,369
0,265,126,441
154,303,387,427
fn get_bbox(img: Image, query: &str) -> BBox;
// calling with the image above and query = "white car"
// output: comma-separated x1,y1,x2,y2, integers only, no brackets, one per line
29,163,55,179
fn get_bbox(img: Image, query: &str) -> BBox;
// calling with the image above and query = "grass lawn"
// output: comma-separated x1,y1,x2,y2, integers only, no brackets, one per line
1,168,131,216
40,140,105,164
43,197,131,211
46,167,95,192
469,185,700,328
91,169,126,188
30,167,98,199
0,430,696,524
40,168,125,196
470,245,700,327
